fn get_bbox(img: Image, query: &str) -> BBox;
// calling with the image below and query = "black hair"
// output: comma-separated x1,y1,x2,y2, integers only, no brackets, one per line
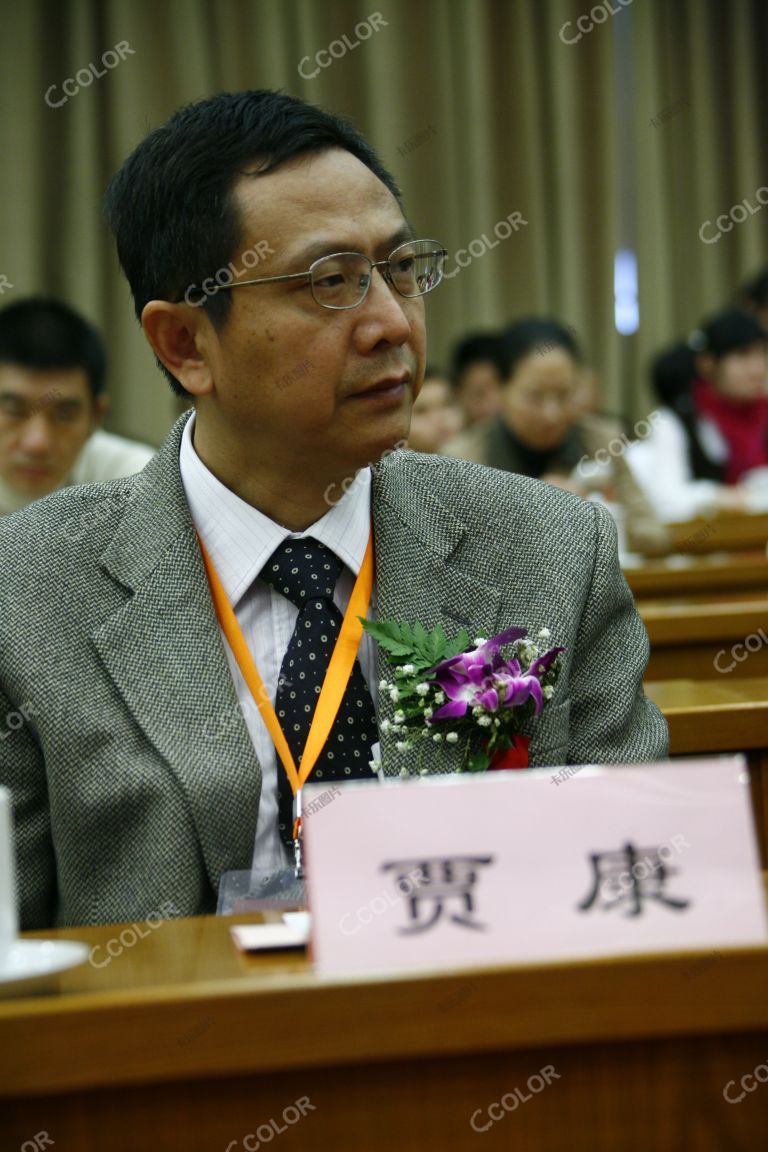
694,308,767,359
451,332,506,385
104,89,402,397
0,296,106,398
500,317,581,380
650,343,697,407
739,269,768,312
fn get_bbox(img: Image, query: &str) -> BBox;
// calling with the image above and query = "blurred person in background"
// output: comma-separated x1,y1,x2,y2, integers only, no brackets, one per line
738,268,768,334
0,297,155,516
574,363,601,416
627,310,768,523
450,331,504,426
406,363,463,453
444,316,669,554
646,341,698,410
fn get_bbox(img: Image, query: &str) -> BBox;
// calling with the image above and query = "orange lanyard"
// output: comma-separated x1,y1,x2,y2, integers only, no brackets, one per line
197,530,374,814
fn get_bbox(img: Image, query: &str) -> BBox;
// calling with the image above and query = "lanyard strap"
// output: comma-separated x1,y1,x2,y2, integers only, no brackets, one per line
197,529,374,796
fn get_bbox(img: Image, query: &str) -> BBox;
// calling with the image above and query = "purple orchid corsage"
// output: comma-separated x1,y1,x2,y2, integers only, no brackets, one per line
361,618,564,775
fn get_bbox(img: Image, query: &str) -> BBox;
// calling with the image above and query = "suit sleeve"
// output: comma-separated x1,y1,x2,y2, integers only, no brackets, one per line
0,682,57,929
567,501,669,764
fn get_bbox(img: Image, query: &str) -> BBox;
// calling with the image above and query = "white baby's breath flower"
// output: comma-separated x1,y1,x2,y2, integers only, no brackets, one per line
424,708,434,720
416,682,430,696
368,756,382,773
543,685,554,700
477,715,492,727
402,663,416,675
389,687,400,703
432,732,443,742
446,732,459,744
394,710,405,724
472,705,483,716
379,679,389,690
473,637,486,647
519,644,536,667
434,691,445,705
396,740,411,753
537,627,552,640
380,718,391,733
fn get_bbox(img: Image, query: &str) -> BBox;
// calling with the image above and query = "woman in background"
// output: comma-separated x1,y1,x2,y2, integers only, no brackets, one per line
443,317,669,555
449,332,504,427
627,310,768,523
406,365,463,454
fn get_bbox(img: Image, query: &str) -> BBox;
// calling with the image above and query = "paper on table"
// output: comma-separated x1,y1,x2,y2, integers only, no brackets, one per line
230,912,311,953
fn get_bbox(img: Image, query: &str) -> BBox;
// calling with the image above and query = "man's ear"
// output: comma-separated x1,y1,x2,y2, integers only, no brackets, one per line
92,394,109,427
141,301,216,397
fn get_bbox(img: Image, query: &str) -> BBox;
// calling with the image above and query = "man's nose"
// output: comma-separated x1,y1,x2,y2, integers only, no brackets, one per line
19,414,54,454
541,400,566,423
357,266,413,344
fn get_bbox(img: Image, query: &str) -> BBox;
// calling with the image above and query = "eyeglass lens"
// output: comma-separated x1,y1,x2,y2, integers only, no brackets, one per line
311,241,443,308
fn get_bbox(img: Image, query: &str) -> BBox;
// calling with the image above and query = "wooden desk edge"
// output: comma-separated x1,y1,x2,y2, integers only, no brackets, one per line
624,552,768,597
3,927,768,1097
644,680,768,753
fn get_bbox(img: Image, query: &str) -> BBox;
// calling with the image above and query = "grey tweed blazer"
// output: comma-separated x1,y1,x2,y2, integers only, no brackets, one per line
0,414,667,930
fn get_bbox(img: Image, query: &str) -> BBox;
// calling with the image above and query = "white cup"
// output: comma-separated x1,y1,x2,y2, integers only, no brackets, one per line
0,786,19,964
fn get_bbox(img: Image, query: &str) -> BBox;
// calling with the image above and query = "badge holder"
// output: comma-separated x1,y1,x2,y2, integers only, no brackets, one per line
217,791,306,913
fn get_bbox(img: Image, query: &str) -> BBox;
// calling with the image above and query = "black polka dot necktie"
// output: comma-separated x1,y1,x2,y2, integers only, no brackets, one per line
261,537,378,848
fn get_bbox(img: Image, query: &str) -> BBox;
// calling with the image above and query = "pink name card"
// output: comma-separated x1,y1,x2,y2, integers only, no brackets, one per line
302,757,768,976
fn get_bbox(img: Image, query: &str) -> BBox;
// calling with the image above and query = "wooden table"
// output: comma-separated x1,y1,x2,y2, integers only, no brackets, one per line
2,911,768,1150
625,551,768,599
646,677,768,866
640,591,768,679
668,512,768,554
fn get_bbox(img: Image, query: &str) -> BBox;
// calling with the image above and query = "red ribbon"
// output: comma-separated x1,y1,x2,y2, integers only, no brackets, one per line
489,735,530,770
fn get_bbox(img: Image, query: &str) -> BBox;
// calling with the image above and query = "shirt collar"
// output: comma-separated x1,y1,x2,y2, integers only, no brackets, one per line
179,412,372,608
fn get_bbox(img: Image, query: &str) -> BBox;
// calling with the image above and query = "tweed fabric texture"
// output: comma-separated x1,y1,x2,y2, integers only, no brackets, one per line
0,412,668,930
443,414,670,554
260,537,377,845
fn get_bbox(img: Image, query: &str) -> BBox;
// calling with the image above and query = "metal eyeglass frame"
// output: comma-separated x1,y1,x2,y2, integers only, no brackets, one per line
222,239,448,310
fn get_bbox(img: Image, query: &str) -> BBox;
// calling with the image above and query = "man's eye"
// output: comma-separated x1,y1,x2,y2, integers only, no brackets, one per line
0,400,25,419
314,273,346,289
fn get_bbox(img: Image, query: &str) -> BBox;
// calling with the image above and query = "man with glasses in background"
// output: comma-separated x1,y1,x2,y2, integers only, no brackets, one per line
0,90,666,931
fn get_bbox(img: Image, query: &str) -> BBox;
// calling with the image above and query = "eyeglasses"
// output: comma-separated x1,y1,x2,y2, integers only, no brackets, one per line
223,239,447,310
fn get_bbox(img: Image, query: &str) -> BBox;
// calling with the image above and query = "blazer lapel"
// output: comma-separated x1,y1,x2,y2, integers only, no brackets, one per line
371,454,503,776
93,417,261,893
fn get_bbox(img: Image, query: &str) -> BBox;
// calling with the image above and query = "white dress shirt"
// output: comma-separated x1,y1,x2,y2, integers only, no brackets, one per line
179,414,378,872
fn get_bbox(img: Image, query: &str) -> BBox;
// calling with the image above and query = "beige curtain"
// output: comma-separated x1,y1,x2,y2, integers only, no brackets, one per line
1,0,765,446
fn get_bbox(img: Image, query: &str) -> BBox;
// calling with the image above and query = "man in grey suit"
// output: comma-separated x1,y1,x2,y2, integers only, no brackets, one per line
0,91,667,931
